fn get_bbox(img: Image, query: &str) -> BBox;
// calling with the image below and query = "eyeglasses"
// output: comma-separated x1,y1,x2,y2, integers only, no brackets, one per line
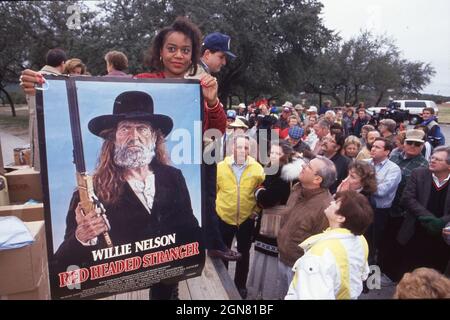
303,162,319,176
406,141,423,147
430,156,446,162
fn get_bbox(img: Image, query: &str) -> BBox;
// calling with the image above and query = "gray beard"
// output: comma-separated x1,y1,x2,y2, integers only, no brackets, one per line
114,141,155,169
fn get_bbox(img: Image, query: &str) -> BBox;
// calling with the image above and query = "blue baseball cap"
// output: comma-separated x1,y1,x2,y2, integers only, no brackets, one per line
227,109,236,119
288,126,304,140
203,32,237,59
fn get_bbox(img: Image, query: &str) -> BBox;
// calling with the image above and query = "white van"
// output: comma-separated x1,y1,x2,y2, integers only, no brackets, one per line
368,100,439,125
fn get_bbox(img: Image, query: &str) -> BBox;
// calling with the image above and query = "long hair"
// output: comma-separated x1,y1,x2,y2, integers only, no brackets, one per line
146,16,202,76
93,127,169,205
348,160,377,195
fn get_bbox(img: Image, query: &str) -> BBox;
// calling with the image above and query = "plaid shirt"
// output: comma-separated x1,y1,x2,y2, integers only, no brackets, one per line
390,152,429,215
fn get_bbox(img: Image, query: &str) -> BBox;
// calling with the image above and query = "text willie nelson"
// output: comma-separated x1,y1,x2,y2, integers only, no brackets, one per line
92,233,178,262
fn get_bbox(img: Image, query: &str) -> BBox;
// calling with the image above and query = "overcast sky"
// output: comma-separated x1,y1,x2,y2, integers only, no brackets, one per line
319,0,450,96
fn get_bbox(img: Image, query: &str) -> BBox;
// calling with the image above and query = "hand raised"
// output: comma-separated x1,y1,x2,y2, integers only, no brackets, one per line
20,69,44,96
200,74,219,107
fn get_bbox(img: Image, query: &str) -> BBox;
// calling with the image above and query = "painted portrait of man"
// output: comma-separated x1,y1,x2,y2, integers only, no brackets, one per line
38,78,205,299
54,91,200,265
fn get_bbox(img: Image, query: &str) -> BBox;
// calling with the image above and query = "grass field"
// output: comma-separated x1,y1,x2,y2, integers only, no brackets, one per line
438,104,450,123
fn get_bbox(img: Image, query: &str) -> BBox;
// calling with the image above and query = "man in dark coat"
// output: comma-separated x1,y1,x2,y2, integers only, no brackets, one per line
398,146,450,275
353,108,370,138
54,91,203,299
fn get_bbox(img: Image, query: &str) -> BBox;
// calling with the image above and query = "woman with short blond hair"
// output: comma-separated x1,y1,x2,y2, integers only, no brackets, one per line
342,135,362,159
63,58,86,75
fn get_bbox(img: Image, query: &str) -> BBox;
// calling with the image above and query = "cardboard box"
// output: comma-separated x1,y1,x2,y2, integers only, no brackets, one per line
4,165,31,172
0,203,44,221
0,220,48,295
1,269,50,300
5,167,43,203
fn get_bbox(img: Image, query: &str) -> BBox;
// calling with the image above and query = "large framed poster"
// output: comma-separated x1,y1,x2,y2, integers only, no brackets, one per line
36,76,205,300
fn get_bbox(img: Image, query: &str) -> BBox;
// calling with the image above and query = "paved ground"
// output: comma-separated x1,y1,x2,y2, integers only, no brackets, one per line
438,123,450,140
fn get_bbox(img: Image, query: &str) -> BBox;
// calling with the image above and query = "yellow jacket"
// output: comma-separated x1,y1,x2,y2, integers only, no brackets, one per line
216,156,265,226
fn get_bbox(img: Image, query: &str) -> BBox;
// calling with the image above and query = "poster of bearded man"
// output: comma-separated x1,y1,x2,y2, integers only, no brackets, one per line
36,76,205,300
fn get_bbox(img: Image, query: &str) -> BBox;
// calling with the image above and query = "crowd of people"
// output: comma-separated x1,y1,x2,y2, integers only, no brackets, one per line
19,15,449,300
220,98,449,299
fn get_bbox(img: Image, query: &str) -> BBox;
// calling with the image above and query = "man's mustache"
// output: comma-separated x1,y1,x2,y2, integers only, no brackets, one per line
124,140,147,149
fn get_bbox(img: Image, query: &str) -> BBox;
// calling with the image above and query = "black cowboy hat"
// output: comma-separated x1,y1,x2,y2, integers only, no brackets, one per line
88,91,173,137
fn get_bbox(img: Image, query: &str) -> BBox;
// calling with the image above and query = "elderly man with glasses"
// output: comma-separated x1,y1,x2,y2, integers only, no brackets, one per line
398,146,450,277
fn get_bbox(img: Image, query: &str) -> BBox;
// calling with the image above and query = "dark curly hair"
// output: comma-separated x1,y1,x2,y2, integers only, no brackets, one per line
348,160,377,195
147,16,202,76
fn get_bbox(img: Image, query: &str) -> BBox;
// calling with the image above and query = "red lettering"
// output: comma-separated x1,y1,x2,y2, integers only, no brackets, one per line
179,245,187,259
125,256,141,271
109,259,125,275
192,242,199,255
157,251,167,264
58,268,89,288
169,247,179,261
90,263,108,280
142,253,152,268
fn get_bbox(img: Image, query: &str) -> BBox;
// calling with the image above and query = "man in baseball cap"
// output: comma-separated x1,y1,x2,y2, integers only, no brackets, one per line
191,32,241,263
282,101,293,109
275,104,292,131
307,106,318,114
199,32,237,74
287,126,312,158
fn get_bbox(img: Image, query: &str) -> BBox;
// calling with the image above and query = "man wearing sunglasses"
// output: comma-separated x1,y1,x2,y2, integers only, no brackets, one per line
380,129,429,281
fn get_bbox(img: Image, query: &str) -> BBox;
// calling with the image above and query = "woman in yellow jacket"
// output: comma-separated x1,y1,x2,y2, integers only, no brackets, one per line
285,191,373,300
216,135,265,298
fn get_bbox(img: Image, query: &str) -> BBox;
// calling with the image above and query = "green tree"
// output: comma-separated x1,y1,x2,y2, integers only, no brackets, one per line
0,1,102,114
300,31,435,107
1,0,436,113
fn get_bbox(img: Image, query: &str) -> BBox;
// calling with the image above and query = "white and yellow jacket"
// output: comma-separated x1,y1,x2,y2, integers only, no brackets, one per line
285,228,370,300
